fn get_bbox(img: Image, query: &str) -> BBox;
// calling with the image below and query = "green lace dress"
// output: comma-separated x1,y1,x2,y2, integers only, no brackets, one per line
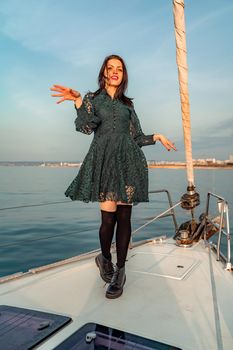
65,89,156,204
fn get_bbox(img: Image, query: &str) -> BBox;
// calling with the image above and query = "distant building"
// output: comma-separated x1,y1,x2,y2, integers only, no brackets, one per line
205,158,216,163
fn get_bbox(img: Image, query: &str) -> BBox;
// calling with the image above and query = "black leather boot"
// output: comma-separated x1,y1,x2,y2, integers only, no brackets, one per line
105,265,126,299
95,253,114,283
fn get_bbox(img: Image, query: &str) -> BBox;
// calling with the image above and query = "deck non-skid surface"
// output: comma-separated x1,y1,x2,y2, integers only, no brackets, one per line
0,239,233,350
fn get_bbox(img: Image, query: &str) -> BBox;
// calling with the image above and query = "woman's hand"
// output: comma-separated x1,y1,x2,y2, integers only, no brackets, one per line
153,134,177,151
50,84,81,104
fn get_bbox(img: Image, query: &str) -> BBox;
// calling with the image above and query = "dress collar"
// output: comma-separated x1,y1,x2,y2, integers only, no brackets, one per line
101,89,115,100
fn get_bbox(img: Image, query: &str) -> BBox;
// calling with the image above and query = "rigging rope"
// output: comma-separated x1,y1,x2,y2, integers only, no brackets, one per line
132,201,181,235
0,200,71,211
0,201,181,248
0,227,95,249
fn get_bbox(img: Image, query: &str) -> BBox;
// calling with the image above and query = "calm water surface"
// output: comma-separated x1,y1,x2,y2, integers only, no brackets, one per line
0,166,232,277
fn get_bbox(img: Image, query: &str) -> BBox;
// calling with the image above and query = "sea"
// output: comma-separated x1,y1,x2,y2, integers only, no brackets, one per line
0,166,232,278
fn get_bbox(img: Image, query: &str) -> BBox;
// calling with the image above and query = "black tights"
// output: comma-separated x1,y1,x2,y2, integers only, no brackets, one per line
115,205,132,268
99,205,132,268
99,210,116,261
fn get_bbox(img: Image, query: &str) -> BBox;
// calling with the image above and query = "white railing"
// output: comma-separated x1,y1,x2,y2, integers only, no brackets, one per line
204,192,232,270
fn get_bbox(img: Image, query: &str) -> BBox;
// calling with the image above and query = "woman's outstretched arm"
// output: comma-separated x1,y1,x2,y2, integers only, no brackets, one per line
50,84,82,106
130,108,176,151
153,134,177,151
130,108,156,147
50,84,101,135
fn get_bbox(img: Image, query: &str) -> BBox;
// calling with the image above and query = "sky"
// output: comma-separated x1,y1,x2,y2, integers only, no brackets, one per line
0,0,232,162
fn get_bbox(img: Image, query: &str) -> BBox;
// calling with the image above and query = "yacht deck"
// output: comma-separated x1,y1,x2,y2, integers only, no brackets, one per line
0,237,233,349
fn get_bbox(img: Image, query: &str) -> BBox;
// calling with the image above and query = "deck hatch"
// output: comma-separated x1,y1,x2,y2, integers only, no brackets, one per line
128,252,199,280
54,322,182,349
0,305,71,349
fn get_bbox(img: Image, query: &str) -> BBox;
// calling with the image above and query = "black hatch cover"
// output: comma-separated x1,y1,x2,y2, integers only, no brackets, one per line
0,305,71,349
54,322,182,350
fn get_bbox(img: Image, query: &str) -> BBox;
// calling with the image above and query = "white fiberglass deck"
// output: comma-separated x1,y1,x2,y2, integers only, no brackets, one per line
0,237,233,350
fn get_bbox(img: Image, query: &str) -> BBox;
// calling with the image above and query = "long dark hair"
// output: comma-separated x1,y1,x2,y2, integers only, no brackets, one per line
94,54,133,107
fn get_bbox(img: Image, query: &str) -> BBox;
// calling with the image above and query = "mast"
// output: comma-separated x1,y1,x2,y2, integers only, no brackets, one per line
173,0,194,187
172,0,200,245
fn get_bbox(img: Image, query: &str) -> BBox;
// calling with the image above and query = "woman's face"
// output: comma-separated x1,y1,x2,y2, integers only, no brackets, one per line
104,58,123,88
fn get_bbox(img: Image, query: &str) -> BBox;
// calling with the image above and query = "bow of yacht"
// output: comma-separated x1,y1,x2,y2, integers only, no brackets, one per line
0,190,233,350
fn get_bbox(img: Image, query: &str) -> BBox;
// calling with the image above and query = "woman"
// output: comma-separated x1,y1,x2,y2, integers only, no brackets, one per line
51,54,176,299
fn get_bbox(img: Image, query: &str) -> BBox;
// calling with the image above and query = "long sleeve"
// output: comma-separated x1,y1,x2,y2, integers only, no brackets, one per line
74,92,101,135
130,108,156,148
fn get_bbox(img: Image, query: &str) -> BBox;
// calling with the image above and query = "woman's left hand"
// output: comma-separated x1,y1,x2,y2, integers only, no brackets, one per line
153,134,177,151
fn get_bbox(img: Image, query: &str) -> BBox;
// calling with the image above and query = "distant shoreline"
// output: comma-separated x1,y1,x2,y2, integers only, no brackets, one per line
148,165,233,169
0,161,233,170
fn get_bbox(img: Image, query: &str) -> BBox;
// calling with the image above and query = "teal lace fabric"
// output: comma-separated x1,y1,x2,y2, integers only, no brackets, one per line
65,89,156,203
